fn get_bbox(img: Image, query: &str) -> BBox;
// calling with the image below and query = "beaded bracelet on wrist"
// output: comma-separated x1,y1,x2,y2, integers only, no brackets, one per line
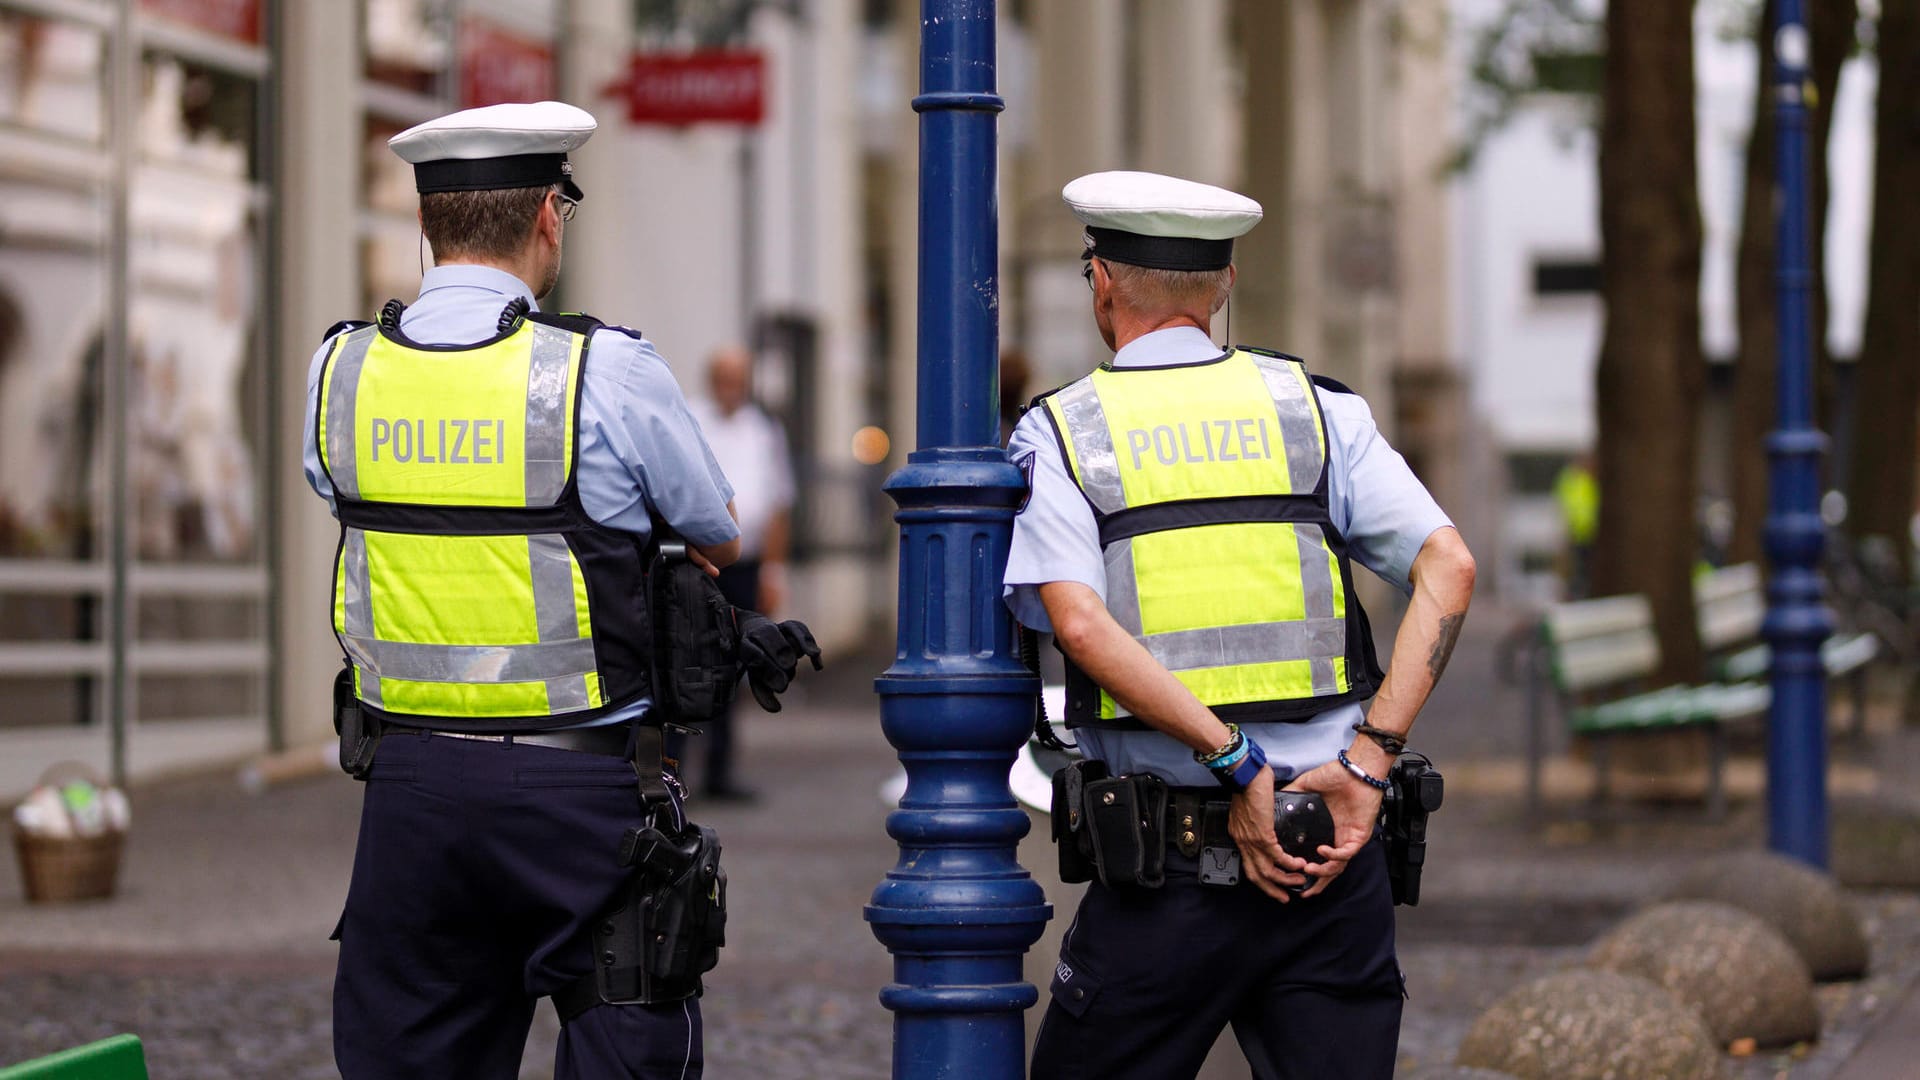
1337,747,1392,791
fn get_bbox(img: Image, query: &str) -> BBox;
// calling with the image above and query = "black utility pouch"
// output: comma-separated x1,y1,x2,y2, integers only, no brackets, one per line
650,542,743,725
1051,759,1108,884
333,666,379,780
1084,773,1168,889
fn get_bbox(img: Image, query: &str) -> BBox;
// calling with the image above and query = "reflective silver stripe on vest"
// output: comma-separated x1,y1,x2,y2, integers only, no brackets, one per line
324,329,376,500
341,634,600,686
524,325,573,506
340,527,382,708
1141,617,1348,673
1104,537,1143,636
1052,378,1127,515
1293,523,1341,694
1246,354,1324,493
528,532,592,712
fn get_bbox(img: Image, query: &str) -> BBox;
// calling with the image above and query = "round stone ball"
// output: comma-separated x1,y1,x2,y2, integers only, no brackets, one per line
1586,899,1819,1048
1666,849,1868,980
1455,969,1724,1080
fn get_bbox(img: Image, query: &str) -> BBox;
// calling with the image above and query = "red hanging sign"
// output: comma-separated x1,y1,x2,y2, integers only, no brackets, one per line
606,51,766,126
460,19,556,109
139,0,262,43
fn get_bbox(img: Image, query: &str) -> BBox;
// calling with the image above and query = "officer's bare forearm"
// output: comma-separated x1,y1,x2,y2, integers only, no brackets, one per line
1037,581,1235,756
1354,527,1475,763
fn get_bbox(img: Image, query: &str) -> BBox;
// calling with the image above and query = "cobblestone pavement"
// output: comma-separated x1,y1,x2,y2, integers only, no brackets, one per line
3,606,1917,1078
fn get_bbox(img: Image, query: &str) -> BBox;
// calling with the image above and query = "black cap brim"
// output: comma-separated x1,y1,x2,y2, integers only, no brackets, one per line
414,152,583,201
1082,227,1233,271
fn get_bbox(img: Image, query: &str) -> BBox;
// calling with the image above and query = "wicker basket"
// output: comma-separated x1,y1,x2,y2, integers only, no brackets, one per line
11,762,127,904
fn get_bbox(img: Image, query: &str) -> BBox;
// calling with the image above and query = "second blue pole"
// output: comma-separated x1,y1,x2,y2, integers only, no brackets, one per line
1763,0,1834,868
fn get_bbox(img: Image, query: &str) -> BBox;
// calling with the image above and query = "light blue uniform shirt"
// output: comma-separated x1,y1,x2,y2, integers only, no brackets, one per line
302,265,740,725
1003,326,1452,786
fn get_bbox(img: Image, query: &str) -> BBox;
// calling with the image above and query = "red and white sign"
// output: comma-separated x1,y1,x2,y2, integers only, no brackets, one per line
606,51,766,126
139,0,261,43
460,19,555,109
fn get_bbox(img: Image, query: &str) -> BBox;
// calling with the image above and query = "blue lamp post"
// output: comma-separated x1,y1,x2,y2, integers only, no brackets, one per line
865,2,1051,1077
1763,0,1834,868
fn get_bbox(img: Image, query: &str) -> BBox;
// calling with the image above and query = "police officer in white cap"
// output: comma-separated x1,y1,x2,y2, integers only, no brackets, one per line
304,101,817,1079
1006,171,1477,1078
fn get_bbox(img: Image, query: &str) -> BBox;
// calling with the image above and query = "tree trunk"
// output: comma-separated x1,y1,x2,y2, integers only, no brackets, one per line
1593,0,1706,684
1728,0,1855,567
1847,0,1920,580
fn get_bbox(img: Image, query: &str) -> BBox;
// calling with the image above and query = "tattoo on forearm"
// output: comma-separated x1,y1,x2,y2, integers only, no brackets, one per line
1427,613,1466,680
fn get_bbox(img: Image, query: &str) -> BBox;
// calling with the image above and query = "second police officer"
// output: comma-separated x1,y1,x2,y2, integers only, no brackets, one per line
304,101,817,1079
1006,171,1477,1079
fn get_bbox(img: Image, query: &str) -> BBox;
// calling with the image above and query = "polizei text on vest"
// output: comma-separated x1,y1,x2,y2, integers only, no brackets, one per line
369,418,509,463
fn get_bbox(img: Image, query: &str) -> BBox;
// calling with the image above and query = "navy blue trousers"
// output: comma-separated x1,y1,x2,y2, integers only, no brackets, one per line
333,730,703,1079
1031,839,1404,1080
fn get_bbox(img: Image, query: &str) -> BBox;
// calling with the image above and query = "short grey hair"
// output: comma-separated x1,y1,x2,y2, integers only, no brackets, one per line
1103,261,1233,315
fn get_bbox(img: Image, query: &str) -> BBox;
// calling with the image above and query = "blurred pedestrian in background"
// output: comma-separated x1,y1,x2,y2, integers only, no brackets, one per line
682,343,796,802
1554,451,1598,599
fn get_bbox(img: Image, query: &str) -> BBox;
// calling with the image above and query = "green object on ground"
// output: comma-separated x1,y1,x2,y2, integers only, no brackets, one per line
0,1035,149,1080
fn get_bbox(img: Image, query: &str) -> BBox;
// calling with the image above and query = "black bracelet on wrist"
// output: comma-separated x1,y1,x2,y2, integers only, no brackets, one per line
1352,722,1407,756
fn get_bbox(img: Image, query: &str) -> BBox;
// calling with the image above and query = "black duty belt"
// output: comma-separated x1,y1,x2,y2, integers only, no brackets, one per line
1166,789,1235,860
416,725,631,758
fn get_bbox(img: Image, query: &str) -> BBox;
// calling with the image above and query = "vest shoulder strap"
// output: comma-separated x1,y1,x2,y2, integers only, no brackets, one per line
527,310,645,342
1230,344,1309,365
322,319,372,344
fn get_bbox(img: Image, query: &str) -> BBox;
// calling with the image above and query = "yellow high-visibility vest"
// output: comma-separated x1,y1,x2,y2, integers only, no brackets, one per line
315,308,653,728
1039,346,1382,729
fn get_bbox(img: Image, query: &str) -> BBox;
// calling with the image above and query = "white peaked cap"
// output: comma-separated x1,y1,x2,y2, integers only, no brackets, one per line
389,101,598,199
1063,171,1262,270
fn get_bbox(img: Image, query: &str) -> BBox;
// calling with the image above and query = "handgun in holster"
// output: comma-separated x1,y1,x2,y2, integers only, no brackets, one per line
333,665,380,780
1381,752,1443,906
558,818,728,1022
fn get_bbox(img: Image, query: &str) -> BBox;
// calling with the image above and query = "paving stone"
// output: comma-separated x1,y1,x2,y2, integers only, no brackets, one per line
1667,850,1870,981
1586,900,1819,1048
1455,969,1724,1080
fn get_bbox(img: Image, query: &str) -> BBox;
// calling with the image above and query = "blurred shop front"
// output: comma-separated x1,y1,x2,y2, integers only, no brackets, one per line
0,0,567,797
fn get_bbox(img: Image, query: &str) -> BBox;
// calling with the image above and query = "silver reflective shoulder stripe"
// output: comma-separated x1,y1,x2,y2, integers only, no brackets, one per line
528,532,592,712
1292,523,1341,694
1140,617,1348,673
1245,353,1324,494
341,634,601,687
324,329,377,500
1052,378,1127,515
1103,537,1143,636
340,527,382,708
524,325,575,506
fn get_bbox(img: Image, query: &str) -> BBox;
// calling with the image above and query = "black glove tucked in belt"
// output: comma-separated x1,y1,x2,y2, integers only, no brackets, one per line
734,610,823,712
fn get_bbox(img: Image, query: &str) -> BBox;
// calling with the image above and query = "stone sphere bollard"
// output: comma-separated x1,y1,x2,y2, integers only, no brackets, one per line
1587,900,1819,1048
1456,969,1724,1080
1666,849,1869,980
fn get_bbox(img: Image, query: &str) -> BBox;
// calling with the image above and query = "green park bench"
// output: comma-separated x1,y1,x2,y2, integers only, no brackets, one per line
0,1036,148,1080
1525,594,1768,820
1694,562,1880,737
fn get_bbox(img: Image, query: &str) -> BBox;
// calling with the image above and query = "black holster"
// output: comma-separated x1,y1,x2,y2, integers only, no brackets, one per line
1381,752,1443,906
333,666,380,780
557,819,728,1021
1051,760,1167,889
